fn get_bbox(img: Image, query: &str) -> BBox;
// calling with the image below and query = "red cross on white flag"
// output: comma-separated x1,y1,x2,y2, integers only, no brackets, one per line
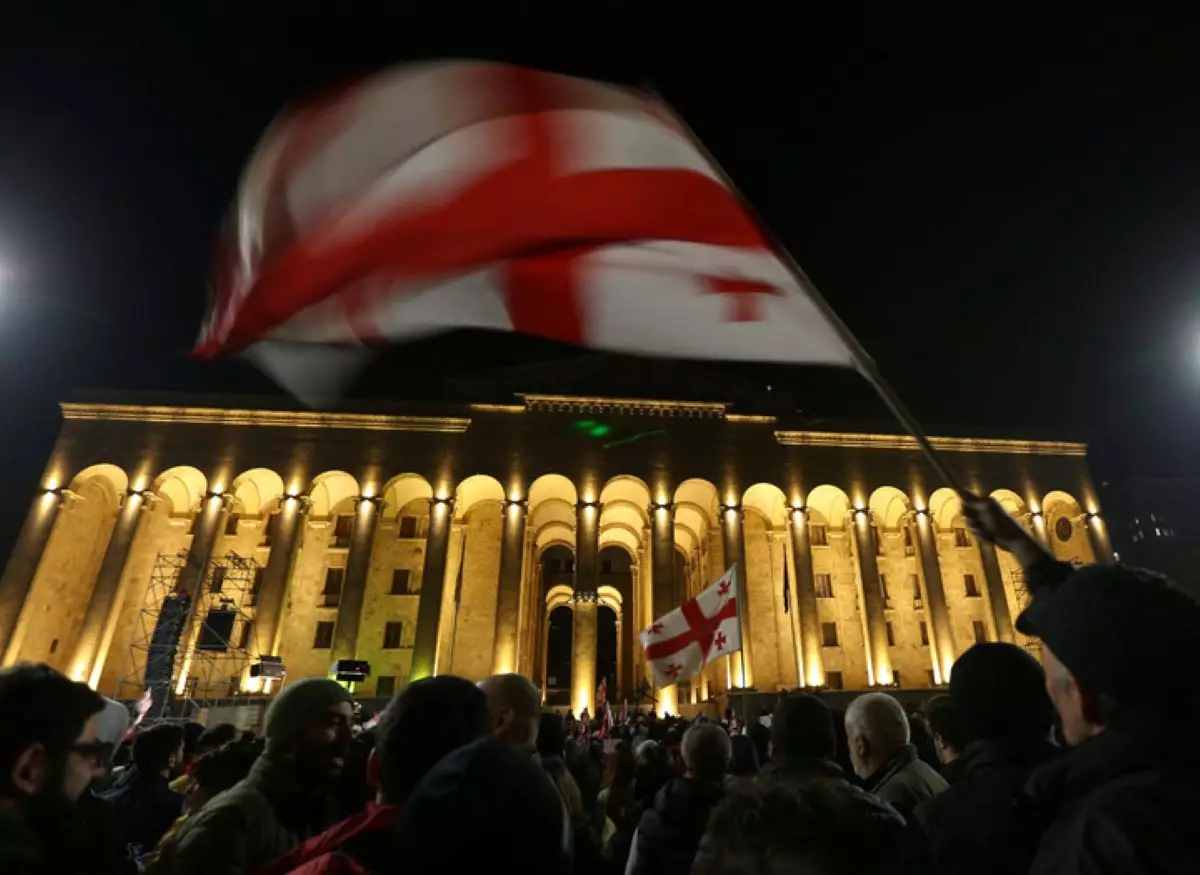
193,61,856,404
640,566,743,687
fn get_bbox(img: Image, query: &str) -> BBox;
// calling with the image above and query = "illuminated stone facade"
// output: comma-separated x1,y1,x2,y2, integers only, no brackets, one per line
0,395,1112,716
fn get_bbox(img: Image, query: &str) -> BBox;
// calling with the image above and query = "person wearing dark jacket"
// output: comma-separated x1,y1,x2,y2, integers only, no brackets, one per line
922,694,968,785
102,723,186,858
759,692,848,787
845,692,948,819
915,643,1058,875
626,723,731,875
965,495,1200,875
694,778,909,875
0,664,108,875
80,697,138,875
608,739,671,875
149,677,353,875
392,737,571,874
260,676,491,875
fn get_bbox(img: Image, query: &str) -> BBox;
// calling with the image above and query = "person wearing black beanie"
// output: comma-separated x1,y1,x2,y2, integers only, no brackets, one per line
760,692,845,785
914,643,1057,875
964,494,1200,875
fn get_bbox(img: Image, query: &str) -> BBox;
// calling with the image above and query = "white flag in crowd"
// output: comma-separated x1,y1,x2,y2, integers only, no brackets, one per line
640,565,742,687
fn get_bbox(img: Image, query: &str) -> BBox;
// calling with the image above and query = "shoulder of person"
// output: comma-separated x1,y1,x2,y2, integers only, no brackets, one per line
148,802,251,875
912,758,951,788
278,850,370,875
172,797,252,846
1073,766,1178,832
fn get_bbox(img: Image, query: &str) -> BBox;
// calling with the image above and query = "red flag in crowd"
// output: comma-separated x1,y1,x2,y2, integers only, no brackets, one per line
596,677,607,715
640,566,743,687
194,60,855,403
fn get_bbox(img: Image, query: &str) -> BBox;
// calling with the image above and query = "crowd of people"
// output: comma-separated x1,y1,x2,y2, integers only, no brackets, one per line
1,496,1198,874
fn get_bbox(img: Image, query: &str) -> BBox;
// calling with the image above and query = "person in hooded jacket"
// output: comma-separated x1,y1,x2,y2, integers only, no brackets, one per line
625,724,730,875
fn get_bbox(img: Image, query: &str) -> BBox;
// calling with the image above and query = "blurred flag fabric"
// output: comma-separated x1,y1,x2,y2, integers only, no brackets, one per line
195,60,856,403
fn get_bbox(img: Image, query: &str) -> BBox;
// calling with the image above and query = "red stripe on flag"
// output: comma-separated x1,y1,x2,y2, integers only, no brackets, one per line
704,276,781,322
503,250,587,344
644,597,738,664
194,160,770,357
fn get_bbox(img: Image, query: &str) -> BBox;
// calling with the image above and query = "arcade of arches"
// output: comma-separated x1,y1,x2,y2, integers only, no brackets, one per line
0,399,1114,717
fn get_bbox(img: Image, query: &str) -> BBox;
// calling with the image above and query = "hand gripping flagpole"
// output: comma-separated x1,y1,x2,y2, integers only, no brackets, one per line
648,88,966,495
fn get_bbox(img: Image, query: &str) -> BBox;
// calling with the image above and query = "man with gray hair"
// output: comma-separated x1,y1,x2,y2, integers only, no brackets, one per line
627,723,731,875
478,673,542,754
478,673,573,865
845,692,947,818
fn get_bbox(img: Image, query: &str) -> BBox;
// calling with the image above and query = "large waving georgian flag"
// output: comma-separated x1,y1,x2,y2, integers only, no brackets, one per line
641,566,743,687
194,61,855,401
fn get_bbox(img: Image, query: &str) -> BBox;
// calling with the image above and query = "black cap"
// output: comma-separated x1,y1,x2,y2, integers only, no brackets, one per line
771,692,836,760
1015,563,1200,705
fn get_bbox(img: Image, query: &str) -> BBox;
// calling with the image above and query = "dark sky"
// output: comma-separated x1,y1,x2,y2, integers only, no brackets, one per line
2,7,1199,554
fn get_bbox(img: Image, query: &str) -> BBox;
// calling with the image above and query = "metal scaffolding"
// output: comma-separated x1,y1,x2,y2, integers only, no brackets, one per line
120,549,263,722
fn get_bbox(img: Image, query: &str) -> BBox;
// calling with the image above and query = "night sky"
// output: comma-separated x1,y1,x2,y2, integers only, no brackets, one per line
2,8,1199,557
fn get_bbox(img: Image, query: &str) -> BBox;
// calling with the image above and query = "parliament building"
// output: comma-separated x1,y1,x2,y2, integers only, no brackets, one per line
0,388,1112,717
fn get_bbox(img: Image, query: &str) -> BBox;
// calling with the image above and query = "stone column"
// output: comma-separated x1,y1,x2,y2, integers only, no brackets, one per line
437,522,468,675
629,564,643,689
69,490,150,685
409,498,455,682
911,512,955,683
515,531,535,675
649,502,677,706
788,508,825,687
721,505,755,689
1086,514,1114,564
331,496,382,662
851,509,892,686
615,617,624,699
520,558,540,676
256,496,310,658
572,592,598,716
540,612,551,692
491,499,528,675
177,492,229,598
977,540,1015,643
571,500,601,715
162,491,230,708
0,490,67,664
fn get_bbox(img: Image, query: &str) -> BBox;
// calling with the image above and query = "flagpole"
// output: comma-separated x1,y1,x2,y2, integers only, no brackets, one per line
648,90,965,495
732,564,750,730
779,268,966,495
